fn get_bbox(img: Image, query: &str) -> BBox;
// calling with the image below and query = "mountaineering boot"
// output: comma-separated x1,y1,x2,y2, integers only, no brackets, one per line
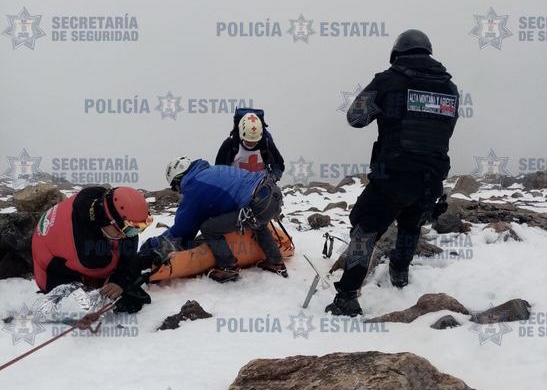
207,266,240,283
256,260,288,278
389,263,409,288
325,289,363,317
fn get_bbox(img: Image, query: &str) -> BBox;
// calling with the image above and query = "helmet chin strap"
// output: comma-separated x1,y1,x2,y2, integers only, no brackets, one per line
242,140,258,150
101,226,123,241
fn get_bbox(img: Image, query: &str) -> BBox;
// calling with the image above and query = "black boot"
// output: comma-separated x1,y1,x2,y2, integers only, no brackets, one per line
256,260,288,278
325,289,363,317
389,263,409,288
207,266,240,283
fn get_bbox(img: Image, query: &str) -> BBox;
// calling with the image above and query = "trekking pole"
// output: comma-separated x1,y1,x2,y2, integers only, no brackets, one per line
0,268,157,372
274,217,295,249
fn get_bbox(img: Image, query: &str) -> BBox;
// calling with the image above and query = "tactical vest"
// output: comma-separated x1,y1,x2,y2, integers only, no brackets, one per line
377,65,458,176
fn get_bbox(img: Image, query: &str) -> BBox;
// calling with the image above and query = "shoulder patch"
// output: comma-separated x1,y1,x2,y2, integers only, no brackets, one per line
37,205,58,236
407,89,457,117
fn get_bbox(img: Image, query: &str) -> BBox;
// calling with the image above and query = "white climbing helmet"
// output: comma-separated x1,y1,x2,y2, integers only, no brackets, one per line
165,156,192,185
238,113,263,143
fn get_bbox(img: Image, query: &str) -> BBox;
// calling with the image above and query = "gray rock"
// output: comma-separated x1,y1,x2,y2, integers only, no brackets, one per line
307,213,331,229
323,201,347,212
523,170,547,190
483,222,522,242
530,191,543,198
307,181,342,194
0,212,42,279
336,173,368,188
303,188,323,196
366,293,469,324
229,351,476,390
452,175,480,196
432,198,473,234
305,207,320,212
471,299,531,324
454,198,547,230
511,192,524,198
433,212,465,234
140,188,181,213
0,185,14,198
431,315,461,330
13,183,65,213
501,175,520,188
157,300,212,330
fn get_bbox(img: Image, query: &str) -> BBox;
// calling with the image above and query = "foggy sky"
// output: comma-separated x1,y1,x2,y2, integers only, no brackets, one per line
1,0,546,190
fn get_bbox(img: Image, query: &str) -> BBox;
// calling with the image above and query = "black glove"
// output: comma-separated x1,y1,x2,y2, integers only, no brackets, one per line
432,194,448,220
114,285,151,314
138,236,177,268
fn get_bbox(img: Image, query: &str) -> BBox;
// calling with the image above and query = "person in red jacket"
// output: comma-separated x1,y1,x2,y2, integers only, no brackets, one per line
32,186,153,313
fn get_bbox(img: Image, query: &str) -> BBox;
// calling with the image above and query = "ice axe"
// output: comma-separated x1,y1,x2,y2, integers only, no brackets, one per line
302,255,331,309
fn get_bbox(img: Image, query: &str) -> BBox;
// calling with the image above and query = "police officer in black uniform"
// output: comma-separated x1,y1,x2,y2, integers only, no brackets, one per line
326,29,459,316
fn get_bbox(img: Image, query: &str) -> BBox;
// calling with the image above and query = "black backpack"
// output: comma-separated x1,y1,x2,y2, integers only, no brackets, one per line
233,107,268,129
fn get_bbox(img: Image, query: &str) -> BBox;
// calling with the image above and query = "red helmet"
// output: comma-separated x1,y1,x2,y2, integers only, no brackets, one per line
106,187,149,224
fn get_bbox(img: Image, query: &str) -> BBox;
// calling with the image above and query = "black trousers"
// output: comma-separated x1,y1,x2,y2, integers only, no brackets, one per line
336,171,443,292
200,177,283,268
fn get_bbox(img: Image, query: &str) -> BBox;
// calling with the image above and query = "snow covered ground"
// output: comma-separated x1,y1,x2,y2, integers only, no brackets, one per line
1,180,547,390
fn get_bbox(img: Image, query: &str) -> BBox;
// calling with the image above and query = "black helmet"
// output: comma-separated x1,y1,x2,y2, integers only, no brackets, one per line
390,29,432,64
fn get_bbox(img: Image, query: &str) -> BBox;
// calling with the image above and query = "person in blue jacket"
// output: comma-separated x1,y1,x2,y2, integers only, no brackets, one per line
139,157,288,282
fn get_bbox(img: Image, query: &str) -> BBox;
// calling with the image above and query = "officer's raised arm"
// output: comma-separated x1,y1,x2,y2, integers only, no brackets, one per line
346,81,382,128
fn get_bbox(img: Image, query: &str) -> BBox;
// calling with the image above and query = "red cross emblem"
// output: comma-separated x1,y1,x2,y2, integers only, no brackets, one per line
247,114,258,123
239,154,265,172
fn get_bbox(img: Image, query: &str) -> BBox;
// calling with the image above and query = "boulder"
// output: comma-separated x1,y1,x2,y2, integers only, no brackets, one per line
141,188,181,213
307,181,343,194
303,188,323,196
13,183,65,212
456,198,547,230
522,170,547,190
431,315,461,330
452,175,480,196
336,173,368,188
366,293,469,324
307,214,331,229
0,212,42,279
157,300,212,330
229,351,476,390
483,222,521,242
471,299,531,324
323,201,347,212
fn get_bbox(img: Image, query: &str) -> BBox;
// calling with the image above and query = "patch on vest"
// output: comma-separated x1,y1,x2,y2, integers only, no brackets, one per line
407,89,457,117
37,205,58,236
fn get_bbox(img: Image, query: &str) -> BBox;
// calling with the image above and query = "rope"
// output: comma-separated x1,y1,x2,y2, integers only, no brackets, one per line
0,267,159,372
0,299,118,372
